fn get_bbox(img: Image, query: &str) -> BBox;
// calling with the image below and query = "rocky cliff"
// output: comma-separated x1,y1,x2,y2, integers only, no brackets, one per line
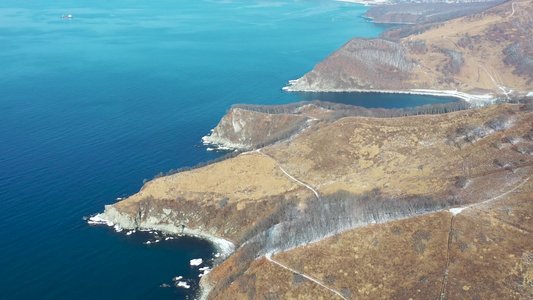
202,108,309,150
285,0,533,99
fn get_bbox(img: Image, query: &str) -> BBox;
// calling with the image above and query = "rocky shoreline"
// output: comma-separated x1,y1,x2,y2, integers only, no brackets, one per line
201,107,310,151
89,205,236,260
89,207,235,299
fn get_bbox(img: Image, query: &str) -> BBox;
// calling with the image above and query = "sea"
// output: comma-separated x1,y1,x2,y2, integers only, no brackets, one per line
0,0,455,299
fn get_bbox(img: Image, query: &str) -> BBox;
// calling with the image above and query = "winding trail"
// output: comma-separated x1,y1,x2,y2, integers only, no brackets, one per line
265,253,347,300
256,149,321,200
509,2,516,18
477,176,530,206
474,208,533,236
442,176,530,298
439,215,455,300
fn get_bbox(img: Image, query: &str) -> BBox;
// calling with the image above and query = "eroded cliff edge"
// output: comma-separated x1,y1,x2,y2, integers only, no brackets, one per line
202,107,309,151
285,0,533,100
96,102,533,299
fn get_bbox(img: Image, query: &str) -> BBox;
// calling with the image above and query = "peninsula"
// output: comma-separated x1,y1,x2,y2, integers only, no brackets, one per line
92,0,533,298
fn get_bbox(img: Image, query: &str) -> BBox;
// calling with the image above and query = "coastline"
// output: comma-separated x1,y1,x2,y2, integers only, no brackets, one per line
89,99,533,298
90,209,235,299
90,206,237,299
89,206,236,260
201,134,249,152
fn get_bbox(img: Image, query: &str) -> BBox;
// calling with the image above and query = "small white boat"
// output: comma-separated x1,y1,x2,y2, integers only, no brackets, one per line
62,14,73,19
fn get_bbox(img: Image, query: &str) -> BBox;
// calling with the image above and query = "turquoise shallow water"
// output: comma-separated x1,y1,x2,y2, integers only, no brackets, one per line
0,0,453,299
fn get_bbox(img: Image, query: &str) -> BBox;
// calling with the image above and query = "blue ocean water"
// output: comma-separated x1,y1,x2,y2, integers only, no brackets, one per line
0,0,454,299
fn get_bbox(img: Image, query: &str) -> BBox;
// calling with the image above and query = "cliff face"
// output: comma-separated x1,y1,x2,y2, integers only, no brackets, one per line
285,38,417,91
285,0,533,97
202,108,308,150
96,102,533,298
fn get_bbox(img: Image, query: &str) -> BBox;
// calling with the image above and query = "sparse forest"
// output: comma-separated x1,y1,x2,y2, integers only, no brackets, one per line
233,98,471,122
441,49,464,76
209,189,454,298
446,113,513,148
237,189,452,261
503,41,533,85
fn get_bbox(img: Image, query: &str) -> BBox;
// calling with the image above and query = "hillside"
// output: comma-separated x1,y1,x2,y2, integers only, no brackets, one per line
94,102,533,298
212,194,533,299
284,0,533,99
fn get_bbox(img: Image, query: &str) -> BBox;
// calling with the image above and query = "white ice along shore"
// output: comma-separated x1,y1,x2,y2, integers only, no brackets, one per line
333,0,391,6
198,266,211,278
190,258,203,266
176,281,190,289
87,214,115,226
88,205,235,260
201,134,242,152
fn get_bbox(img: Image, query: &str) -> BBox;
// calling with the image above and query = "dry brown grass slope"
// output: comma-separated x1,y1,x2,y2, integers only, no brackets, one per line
105,103,533,299
201,103,533,298
406,0,533,94
264,103,533,201
214,180,533,299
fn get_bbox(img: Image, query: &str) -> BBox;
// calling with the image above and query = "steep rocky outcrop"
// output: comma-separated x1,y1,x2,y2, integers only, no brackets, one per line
285,38,417,91
202,108,308,150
